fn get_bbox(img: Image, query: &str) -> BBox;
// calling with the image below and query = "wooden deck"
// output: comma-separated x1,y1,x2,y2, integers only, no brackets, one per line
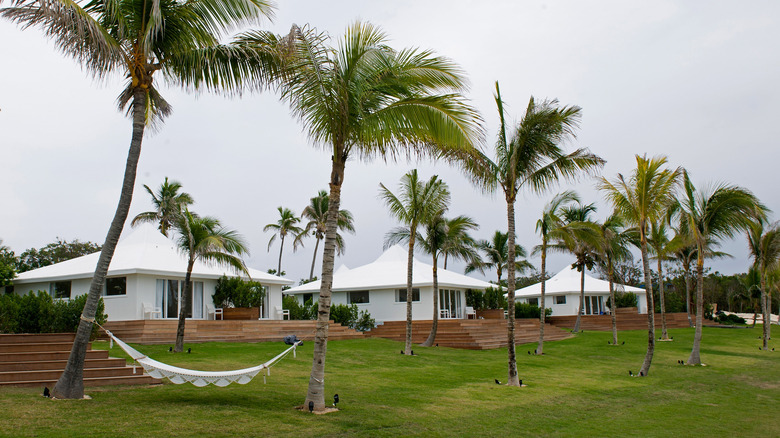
367,319,572,350
548,311,691,331
100,319,366,344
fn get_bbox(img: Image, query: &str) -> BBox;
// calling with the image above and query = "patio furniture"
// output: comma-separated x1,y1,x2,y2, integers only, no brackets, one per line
142,302,162,319
207,304,223,320
465,306,477,319
276,306,290,320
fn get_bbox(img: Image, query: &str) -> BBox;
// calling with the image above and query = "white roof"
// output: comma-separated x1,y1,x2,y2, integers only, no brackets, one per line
514,266,645,297
14,223,293,285
285,245,493,293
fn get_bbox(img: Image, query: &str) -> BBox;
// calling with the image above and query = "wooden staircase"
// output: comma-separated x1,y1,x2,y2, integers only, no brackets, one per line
548,311,691,331
367,319,571,350
100,320,366,344
0,333,158,388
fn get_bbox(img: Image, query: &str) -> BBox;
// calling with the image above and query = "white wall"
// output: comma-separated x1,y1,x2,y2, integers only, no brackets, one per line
519,291,648,316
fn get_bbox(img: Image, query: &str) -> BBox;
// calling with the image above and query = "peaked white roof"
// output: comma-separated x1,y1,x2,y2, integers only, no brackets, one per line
14,223,292,285
286,245,493,293
514,266,644,297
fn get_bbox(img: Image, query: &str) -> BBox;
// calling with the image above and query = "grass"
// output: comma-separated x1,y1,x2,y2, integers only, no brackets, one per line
0,326,778,437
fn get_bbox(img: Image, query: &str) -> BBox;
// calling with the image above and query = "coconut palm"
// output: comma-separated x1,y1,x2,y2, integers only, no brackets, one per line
2,0,277,399
131,177,194,237
380,170,451,355
648,220,674,341
264,207,302,276
465,231,533,285
440,216,481,271
669,223,697,327
676,170,765,365
595,212,635,346
294,190,355,280
599,155,681,376
460,82,604,386
533,190,579,354
173,210,248,352
274,22,482,411
746,219,780,350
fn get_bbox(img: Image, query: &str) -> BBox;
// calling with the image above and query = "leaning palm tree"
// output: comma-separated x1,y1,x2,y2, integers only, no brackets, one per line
380,170,450,355
294,190,355,280
439,216,481,270
595,212,635,346
131,177,194,237
532,190,578,354
172,210,248,352
648,220,675,341
264,207,302,275
676,170,765,365
746,219,780,350
466,231,533,285
599,155,681,377
2,0,278,399
273,22,482,411
461,82,604,386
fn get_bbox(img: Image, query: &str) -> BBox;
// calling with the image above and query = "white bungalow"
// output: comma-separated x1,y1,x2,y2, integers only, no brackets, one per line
284,245,493,322
514,267,647,316
8,224,293,321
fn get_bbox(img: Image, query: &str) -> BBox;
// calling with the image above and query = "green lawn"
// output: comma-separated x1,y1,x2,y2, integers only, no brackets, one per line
0,326,778,437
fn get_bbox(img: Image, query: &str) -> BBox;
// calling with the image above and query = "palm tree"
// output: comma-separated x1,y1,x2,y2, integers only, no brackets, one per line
466,231,533,285
599,155,681,377
264,207,302,276
648,220,674,341
380,170,450,355
172,210,248,352
676,170,764,365
274,22,482,411
669,222,697,327
2,0,277,399
533,190,579,354
440,216,481,270
131,177,193,237
461,82,604,386
595,212,635,346
746,219,780,350
294,190,355,281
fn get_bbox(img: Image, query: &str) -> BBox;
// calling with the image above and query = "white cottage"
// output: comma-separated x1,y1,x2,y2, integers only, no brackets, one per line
9,224,293,321
514,267,647,316
284,245,493,322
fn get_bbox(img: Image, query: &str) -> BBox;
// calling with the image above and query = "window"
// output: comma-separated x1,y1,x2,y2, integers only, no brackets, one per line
104,277,126,296
555,295,566,305
528,298,539,306
302,293,314,305
50,281,71,299
396,288,420,302
348,290,370,304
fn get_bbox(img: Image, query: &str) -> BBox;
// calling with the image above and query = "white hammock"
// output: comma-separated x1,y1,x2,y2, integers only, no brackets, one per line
104,329,300,387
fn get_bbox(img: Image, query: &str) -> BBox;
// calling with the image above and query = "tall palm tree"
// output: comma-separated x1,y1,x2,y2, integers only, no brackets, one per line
294,190,355,281
440,216,481,270
676,170,764,365
2,0,277,399
595,212,635,346
533,190,579,354
380,170,450,355
461,82,604,386
274,22,482,411
172,210,248,352
599,155,681,377
648,220,674,341
746,219,780,350
131,177,193,237
669,223,697,327
465,231,533,285
264,207,302,275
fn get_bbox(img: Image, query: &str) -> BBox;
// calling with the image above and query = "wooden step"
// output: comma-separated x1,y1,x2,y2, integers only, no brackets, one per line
0,342,91,354
0,350,109,363
0,358,127,372
3,374,158,388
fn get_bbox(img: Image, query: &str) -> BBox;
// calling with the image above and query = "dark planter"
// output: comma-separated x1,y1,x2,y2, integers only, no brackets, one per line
222,307,260,320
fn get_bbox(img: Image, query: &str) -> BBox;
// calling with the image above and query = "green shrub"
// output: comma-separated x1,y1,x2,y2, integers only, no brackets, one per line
514,302,551,319
466,287,507,310
0,292,106,338
608,291,638,309
715,313,746,325
213,276,265,308
329,303,376,332
282,295,317,320
0,293,21,333
354,310,376,332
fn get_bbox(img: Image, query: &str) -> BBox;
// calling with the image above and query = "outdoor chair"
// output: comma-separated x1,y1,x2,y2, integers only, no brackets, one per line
439,308,451,319
465,306,477,319
206,304,223,320
142,302,162,319
276,306,290,320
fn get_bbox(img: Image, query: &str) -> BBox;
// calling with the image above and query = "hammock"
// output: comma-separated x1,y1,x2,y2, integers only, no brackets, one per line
103,329,300,387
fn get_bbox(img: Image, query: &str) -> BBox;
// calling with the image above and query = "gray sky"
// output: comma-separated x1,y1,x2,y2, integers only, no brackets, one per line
2,0,779,284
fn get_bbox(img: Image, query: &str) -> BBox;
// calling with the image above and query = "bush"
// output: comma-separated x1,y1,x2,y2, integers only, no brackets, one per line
328,304,377,332
282,295,317,320
515,302,552,319
354,310,376,332
213,276,265,308
0,292,106,338
466,287,507,310
715,313,746,325
608,291,638,309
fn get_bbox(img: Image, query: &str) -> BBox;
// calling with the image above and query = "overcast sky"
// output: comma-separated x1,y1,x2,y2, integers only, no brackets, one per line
2,0,779,284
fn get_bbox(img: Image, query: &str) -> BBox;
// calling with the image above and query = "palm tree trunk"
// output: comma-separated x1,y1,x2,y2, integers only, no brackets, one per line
761,275,769,350
443,254,449,270
537,241,547,355
684,261,693,327
175,258,195,352
687,252,704,365
404,229,417,355
658,259,669,340
505,197,520,387
277,234,285,275
304,159,345,412
309,237,321,280
639,235,656,376
421,254,439,347
609,263,618,345
52,87,146,399
573,267,585,333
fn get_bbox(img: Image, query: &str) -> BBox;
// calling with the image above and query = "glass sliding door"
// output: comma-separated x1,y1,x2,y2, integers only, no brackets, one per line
193,282,204,319
166,280,179,318
439,289,463,319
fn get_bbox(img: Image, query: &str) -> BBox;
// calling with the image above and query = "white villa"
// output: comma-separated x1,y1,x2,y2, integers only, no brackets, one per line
284,245,494,322
7,223,293,321
514,267,647,316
